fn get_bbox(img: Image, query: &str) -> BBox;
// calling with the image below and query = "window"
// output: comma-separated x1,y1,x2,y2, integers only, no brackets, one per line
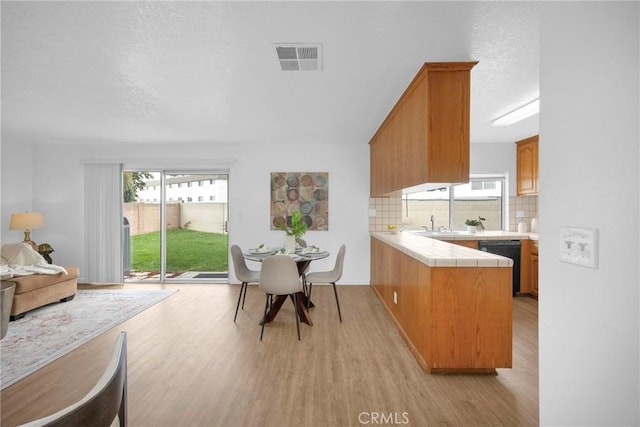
403,176,506,231
471,181,496,191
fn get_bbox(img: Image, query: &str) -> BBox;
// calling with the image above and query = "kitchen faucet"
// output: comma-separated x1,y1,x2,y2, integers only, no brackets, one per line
477,216,486,231
421,215,438,232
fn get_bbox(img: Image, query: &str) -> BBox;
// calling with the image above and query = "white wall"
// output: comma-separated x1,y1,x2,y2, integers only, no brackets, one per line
1,138,520,287
470,142,517,196
0,139,35,240
469,143,520,196
0,141,370,284
540,3,639,426
2,141,525,283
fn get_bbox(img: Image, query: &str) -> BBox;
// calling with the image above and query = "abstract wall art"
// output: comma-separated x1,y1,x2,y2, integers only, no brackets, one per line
270,172,328,231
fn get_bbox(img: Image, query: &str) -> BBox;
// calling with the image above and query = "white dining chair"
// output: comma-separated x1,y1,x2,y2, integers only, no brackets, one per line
230,245,261,322
304,245,346,322
259,255,304,341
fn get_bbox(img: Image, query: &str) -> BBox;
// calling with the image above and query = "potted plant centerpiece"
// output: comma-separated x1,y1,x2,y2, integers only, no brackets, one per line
281,209,307,252
465,219,481,233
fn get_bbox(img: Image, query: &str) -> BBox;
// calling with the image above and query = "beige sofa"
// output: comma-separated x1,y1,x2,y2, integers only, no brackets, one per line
7,266,79,320
1,242,79,320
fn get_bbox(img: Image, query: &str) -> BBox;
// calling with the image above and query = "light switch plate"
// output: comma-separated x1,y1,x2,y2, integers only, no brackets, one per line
559,226,599,269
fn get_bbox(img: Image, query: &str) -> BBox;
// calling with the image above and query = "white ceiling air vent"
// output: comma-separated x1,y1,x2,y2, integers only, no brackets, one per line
274,44,322,71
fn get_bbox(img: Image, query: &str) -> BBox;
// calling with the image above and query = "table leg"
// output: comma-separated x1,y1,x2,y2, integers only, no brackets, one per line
260,295,286,325
297,261,316,309
300,291,315,309
259,292,312,326
291,292,313,326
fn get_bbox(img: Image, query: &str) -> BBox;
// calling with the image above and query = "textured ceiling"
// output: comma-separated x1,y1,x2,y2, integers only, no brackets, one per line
1,1,540,145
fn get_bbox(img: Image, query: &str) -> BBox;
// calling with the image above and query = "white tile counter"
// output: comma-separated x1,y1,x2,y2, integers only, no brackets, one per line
409,230,537,241
371,231,514,268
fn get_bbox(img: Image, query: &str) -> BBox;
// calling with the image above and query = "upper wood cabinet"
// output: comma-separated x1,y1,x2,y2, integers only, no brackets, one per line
369,62,477,196
516,135,539,196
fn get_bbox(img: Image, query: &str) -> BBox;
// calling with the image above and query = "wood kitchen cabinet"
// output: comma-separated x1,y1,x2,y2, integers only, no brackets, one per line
516,135,539,196
370,237,512,373
520,239,531,294
519,239,538,297
369,62,477,196
531,240,539,296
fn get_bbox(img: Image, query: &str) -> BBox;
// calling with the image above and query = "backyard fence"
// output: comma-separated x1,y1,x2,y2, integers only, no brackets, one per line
123,202,228,236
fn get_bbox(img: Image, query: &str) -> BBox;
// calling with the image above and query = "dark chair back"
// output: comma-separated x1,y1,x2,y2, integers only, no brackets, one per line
19,331,127,427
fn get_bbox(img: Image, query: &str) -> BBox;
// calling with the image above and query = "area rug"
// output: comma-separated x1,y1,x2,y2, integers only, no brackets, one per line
0,288,177,389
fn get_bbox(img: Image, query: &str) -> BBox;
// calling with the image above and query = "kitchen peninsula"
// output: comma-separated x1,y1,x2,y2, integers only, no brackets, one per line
370,232,513,374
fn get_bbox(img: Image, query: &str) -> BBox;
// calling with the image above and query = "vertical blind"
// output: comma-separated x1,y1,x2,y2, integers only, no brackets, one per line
84,163,123,283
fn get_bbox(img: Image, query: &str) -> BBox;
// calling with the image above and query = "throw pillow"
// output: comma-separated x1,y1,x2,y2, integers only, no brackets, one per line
1,242,46,266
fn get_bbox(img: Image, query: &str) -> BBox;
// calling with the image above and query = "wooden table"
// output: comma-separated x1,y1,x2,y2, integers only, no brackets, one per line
244,250,330,326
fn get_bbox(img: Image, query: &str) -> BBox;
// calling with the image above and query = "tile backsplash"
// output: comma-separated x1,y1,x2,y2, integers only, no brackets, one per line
369,196,402,232
509,195,538,232
369,194,539,233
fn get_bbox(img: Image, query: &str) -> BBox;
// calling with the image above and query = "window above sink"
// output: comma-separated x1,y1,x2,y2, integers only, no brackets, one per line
402,175,507,232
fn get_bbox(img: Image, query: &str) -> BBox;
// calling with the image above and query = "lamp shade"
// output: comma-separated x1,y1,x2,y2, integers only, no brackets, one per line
9,212,45,230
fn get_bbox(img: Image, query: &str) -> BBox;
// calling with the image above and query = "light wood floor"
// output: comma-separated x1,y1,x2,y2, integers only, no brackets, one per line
1,284,538,426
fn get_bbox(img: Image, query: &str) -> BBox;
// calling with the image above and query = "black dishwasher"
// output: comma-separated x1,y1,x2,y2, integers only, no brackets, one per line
478,240,521,296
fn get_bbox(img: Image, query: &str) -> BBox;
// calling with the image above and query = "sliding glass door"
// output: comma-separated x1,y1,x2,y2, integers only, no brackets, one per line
123,170,229,282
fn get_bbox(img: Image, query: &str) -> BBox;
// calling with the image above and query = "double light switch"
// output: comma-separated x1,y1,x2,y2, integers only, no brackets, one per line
559,226,599,269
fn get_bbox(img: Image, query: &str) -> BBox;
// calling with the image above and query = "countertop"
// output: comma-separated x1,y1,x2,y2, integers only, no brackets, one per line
411,230,539,242
371,231,514,268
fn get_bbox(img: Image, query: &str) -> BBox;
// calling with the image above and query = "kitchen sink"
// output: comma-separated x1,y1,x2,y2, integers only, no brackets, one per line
410,230,472,237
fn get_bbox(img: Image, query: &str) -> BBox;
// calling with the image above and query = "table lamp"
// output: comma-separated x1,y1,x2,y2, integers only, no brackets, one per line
9,212,45,250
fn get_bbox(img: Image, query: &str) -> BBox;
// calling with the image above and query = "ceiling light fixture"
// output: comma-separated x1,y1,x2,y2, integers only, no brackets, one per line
491,98,540,127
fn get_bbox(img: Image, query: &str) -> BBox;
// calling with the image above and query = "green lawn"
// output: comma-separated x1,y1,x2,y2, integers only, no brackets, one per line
130,228,228,272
